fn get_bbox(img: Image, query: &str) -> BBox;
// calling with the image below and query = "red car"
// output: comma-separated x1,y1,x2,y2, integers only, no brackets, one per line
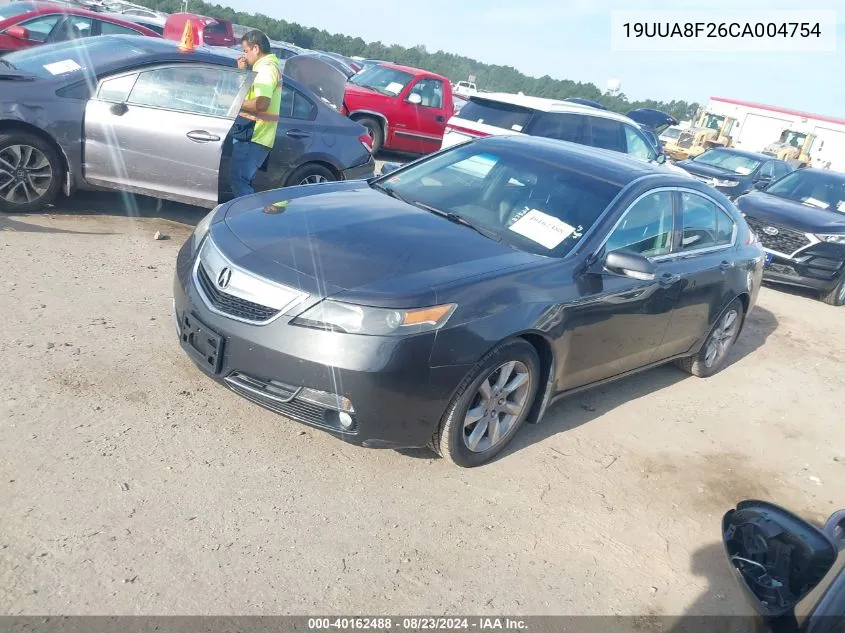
341,62,455,155
0,1,160,53
162,12,234,48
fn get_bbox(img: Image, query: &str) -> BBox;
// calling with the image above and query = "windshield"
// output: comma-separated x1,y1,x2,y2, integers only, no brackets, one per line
373,143,622,257
778,130,807,147
457,98,534,132
349,65,413,95
765,170,845,213
0,2,37,19
692,149,762,175
3,37,148,78
701,114,725,130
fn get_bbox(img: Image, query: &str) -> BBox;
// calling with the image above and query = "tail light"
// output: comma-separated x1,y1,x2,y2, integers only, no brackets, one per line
359,133,373,153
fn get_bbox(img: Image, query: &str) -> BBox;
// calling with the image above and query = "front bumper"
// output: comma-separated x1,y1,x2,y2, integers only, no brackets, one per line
173,240,468,448
762,249,844,292
341,155,375,181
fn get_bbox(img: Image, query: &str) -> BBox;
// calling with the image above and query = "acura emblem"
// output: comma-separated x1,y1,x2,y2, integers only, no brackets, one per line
217,267,232,289
762,226,779,236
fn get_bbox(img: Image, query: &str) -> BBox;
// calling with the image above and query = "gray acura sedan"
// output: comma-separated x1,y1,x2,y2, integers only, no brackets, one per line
0,35,374,213
174,135,765,467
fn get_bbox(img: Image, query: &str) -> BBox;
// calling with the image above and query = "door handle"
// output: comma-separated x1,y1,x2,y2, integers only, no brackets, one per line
658,273,681,287
186,130,221,142
719,261,734,272
285,129,310,139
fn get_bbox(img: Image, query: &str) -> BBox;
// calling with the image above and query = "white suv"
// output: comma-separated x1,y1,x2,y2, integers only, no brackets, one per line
442,93,679,169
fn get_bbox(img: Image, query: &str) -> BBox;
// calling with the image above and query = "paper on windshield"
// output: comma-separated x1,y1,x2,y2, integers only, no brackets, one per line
43,59,82,75
508,210,575,249
804,197,829,209
735,167,752,175
385,82,404,95
837,201,845,212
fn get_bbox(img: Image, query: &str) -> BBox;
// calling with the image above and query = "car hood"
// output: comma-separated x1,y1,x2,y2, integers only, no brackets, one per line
221,182,538,303
736,191,845,234
676,160,742,180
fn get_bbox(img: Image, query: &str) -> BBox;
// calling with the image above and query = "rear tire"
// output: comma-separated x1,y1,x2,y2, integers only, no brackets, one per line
285,163,337,187
675,298,745,378
0,132,63,213
356,116,384,154
820,277,845,307
432,339,540,468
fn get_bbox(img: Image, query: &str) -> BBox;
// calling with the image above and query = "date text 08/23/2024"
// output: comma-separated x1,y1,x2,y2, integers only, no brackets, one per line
307,618,528,631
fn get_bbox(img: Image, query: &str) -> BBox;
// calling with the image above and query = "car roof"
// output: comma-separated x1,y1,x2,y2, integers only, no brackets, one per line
475,134,669,186
464,92,640,126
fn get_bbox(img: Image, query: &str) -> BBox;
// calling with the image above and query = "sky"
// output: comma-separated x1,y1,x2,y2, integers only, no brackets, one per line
224,0,844,118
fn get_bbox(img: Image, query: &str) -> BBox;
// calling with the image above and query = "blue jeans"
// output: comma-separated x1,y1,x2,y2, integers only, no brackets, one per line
230,140,270,199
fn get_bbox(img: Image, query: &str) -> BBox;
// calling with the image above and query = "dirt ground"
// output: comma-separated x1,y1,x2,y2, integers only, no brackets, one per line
1,191,843,617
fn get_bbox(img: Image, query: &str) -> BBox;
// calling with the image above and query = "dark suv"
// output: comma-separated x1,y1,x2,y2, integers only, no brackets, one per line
736,168,845,306
675,148,793,200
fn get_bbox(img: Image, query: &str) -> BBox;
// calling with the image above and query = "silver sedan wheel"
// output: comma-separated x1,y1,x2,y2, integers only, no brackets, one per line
299,174,328,185
0,144,53,205
463,360,531,453
704,308,740,368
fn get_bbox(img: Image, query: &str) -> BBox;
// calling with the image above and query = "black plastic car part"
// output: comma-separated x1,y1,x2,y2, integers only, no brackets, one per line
723,500,837,618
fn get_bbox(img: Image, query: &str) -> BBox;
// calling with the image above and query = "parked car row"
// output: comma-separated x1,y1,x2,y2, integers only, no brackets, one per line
0,35,374,212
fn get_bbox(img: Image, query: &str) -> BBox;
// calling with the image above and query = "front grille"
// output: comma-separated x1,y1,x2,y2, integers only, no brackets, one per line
768,262,799,276
224,372,358,433
744,217,811,256
196,264,279,322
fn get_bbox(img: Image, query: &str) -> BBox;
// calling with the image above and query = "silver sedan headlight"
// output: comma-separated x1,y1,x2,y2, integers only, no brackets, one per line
292,300,457,336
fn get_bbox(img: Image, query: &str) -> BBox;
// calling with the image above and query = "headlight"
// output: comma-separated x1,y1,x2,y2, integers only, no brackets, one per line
713,179,739,187
192,205,219,252
817,234,845,245
292,300,457,336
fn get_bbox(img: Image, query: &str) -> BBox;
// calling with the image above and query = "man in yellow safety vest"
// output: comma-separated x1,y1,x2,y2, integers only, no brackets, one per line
230,29,282,198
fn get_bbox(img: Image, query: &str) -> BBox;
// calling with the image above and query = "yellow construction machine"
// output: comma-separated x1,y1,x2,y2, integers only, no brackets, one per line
762,129,815,167
663,111,736,161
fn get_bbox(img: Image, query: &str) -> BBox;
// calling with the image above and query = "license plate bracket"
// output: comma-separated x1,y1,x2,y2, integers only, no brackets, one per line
179,312,224,375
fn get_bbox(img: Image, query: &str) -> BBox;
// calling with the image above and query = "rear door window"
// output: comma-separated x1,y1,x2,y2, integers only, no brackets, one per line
456,98,533,132
98,20,144,36
589,117,626,153
525,113,588,144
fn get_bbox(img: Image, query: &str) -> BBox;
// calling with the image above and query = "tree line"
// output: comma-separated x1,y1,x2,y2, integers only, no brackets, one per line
135,0,700,121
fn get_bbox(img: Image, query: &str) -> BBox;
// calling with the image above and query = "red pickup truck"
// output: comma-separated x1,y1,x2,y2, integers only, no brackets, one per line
340,63,454,154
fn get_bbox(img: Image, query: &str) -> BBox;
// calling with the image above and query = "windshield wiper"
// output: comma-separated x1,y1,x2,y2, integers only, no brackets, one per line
371,182,501,242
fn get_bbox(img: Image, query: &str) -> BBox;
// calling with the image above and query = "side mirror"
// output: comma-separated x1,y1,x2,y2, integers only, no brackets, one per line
379,161,402,176
6,25,30,40
824,509,845,551
723,500,837,618
754,178,772,190
407,93,422,106
603,250,656,281
655,153,667,164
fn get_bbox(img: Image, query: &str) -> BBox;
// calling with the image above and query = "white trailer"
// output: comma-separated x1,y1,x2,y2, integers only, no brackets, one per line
706,97,845,171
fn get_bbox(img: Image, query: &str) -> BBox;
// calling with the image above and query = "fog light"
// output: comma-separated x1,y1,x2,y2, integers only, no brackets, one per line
338,411,354,429
298,387,354,413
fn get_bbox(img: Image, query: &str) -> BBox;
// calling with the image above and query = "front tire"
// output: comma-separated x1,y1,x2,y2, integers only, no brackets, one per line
432,339,540,467
820,277,845,307
0,132,63,213
675,298,745,378
356,116,384,154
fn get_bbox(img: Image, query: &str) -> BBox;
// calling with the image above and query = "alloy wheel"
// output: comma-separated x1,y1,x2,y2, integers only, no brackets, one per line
704,308,740,368
0,144,53,205
299,174,328,185
463,360,531,453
